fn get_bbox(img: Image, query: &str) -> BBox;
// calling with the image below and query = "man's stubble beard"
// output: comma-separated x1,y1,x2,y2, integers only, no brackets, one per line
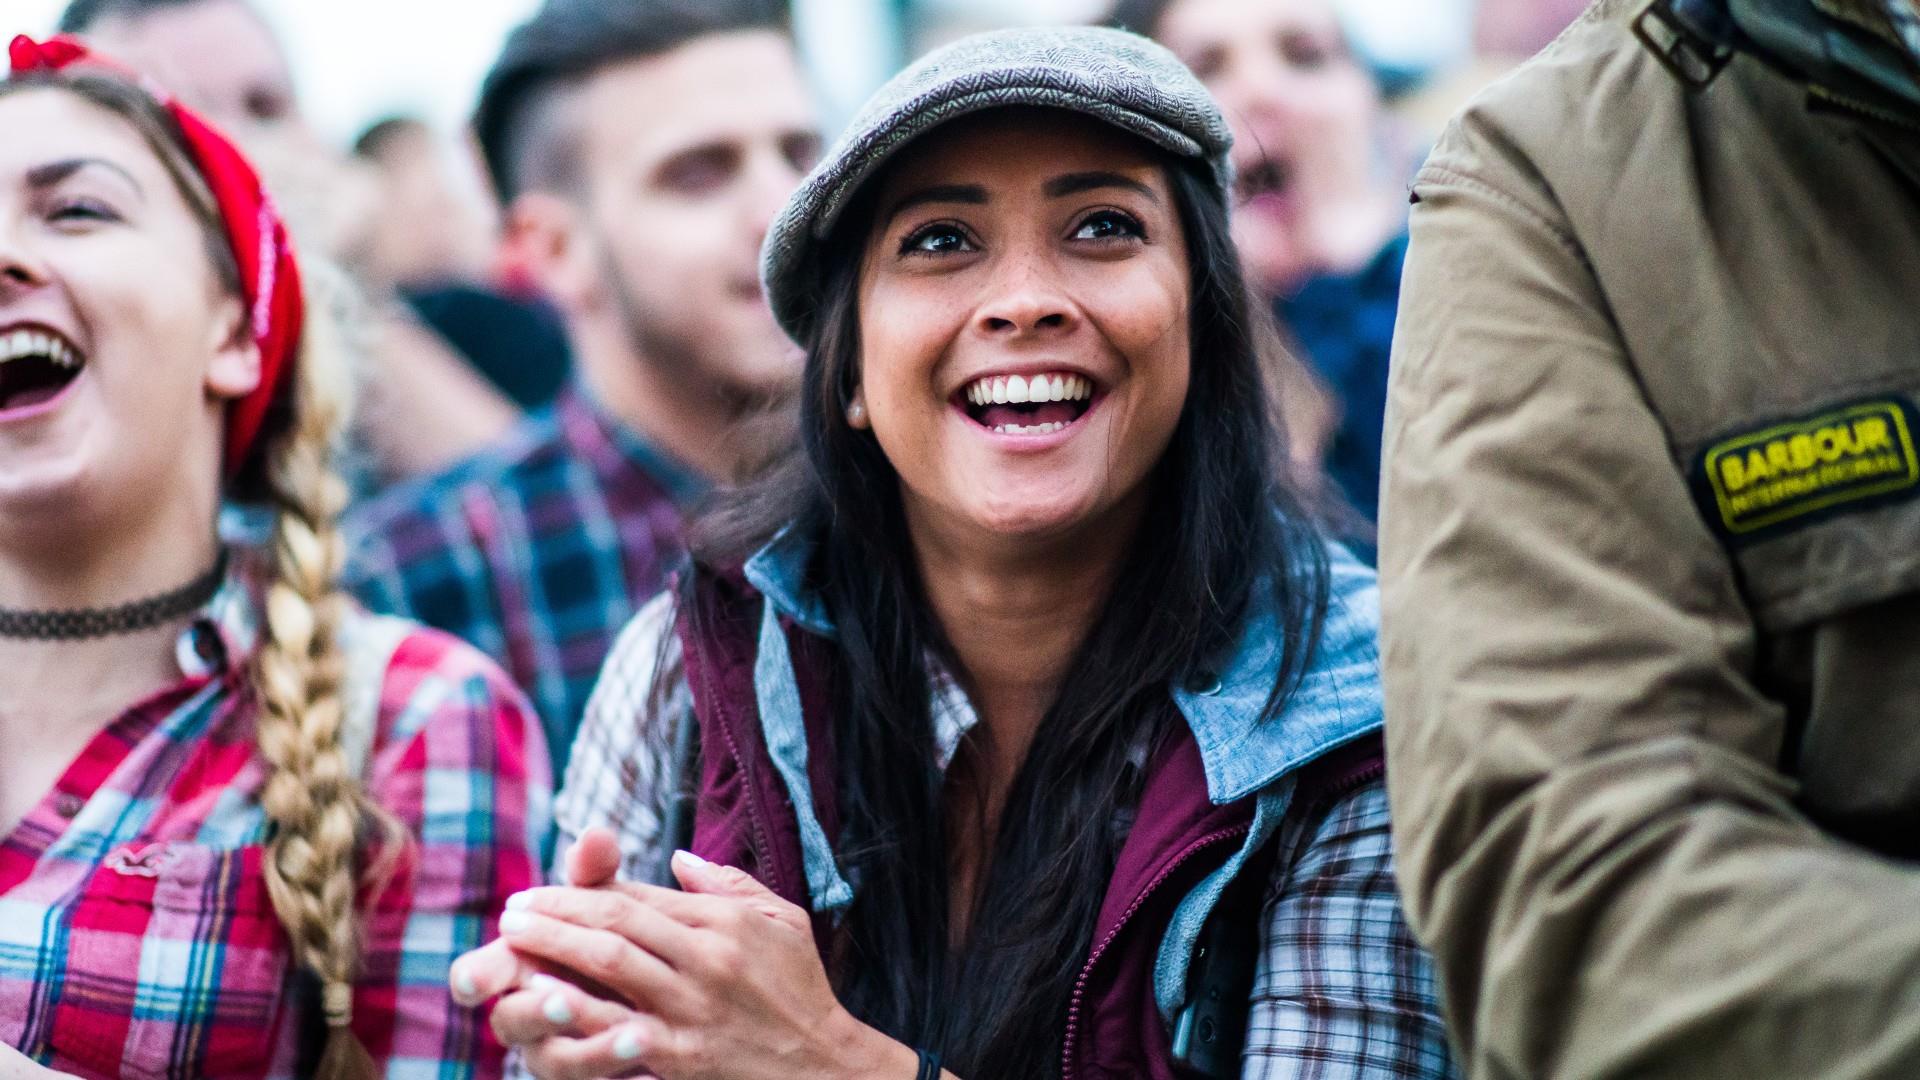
599,246,799,476
601,247,748,405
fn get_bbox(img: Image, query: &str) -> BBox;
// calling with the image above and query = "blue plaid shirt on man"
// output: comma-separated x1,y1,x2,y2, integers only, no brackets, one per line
343,385,701,775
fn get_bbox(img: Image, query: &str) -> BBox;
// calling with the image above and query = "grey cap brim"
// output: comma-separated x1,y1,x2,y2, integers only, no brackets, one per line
761,26,1233,345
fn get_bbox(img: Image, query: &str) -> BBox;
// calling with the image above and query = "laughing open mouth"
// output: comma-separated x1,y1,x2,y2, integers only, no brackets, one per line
958,371,1096,435
0,327,85,414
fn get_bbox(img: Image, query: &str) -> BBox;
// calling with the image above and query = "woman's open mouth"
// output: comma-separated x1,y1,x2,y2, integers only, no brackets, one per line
956,371,1097,435
0,326,86,419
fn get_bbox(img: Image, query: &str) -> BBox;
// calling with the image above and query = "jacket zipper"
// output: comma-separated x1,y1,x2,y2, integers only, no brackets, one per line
1320,758,1385,804
695,645,787,900
1059,823,1251,1080
1055,748,1387,1077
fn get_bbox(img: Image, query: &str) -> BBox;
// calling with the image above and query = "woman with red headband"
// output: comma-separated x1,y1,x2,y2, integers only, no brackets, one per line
0,36,549,1080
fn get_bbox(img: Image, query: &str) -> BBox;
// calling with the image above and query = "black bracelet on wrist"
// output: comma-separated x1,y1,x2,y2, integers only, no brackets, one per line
915,1049,941,1080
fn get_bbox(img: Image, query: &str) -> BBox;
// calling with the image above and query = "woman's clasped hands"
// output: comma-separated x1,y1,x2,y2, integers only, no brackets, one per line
449,828,922,1080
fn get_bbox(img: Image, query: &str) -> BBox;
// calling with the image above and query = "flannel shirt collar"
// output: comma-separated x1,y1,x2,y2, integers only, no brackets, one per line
561,383,706,506
741,525,1384,805
172,549,260,681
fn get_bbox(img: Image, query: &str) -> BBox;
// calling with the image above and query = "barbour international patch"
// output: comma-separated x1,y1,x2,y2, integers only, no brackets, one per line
1693,397,1920,540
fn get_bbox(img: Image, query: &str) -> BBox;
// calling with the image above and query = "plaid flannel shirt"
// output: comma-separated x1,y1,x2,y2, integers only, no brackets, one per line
343,385,700,777
0,565,551,1078
545,595,1455,1079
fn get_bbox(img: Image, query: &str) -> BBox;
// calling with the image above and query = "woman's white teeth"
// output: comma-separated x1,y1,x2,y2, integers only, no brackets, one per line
0,330,79,368
992,421,1069,435
965,372,1092,406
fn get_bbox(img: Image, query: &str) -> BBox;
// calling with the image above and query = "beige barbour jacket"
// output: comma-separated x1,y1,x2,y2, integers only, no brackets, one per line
1380,1,1920,1077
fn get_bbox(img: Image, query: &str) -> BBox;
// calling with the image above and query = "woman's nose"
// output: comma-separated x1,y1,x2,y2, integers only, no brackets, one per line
0,231,48,295
974,259,1078,338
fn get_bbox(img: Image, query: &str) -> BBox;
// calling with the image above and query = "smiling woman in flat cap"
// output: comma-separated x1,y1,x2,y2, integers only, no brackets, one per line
452,25,1452,1080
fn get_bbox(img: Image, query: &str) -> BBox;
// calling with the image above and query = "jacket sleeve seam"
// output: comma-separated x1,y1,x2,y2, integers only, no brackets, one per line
1416,163,1582,256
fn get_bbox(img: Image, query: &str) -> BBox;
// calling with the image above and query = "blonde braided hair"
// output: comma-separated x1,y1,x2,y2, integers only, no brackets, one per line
251,265,400,1077
1,74,398,1077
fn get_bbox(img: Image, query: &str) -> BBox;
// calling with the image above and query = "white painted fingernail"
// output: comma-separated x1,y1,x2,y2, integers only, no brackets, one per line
542,993,573,1025
613,1029,644,1060
673,849,708,867
451,968,477,998
499,911,531,934
527,973,563,993
505,890,533,911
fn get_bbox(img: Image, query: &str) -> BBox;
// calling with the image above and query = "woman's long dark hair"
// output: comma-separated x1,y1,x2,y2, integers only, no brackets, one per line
689,129,1329,1077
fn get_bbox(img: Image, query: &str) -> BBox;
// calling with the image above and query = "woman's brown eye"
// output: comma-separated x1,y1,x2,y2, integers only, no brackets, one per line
1072,211,1144,242
901,224,972,255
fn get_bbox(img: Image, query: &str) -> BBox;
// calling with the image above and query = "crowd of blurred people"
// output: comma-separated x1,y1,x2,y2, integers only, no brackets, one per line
45,0,1582,523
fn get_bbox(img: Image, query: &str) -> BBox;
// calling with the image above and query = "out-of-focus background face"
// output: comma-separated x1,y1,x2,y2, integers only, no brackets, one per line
13,0,544,143
6,0,1571,286
74,0,299,130
1148,0,1394,295
9,0,1540,148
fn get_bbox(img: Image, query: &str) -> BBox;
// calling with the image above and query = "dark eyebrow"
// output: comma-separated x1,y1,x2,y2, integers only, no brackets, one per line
25,158,145,197
882,183,987,228
1044,170,1159,202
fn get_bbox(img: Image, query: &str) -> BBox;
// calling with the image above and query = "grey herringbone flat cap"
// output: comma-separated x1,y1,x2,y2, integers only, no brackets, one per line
761,24,1233,343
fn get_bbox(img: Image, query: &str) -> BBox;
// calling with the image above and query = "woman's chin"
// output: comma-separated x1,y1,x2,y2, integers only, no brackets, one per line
0,448,97,531
0,418,91,484
958,489,1109,544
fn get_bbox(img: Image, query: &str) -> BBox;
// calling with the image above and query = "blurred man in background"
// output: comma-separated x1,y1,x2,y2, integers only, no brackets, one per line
1113,0,1409,529
59,0,525,483
350,116,494,294
353,115,573,410
345,0,819,772
60,0,297,127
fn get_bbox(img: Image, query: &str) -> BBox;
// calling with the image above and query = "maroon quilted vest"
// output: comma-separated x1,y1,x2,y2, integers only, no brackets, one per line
674,569,1383,1079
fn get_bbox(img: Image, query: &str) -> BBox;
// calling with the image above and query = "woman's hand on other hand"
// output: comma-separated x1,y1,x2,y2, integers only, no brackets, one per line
490,974,654,1080
451,833,919,1080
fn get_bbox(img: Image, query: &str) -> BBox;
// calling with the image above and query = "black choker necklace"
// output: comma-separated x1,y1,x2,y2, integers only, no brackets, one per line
0,552,228,641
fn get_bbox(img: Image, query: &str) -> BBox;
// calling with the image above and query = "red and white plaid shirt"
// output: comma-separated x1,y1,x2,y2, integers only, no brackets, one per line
0,565,551,1078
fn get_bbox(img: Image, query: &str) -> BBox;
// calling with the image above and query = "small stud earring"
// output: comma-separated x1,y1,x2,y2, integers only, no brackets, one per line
846,399,868,428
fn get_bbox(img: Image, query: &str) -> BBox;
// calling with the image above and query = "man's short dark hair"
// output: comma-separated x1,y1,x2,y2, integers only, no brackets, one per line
58,0,206,32
474,0,791,204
